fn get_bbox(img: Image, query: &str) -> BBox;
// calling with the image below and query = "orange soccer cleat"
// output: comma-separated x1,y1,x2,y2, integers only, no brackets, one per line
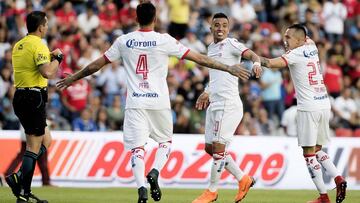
234,175,255,202
307,194,331,203
192,189,218,203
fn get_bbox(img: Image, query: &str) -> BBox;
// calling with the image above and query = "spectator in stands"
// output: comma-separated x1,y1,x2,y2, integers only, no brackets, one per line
231,0,256,24
96,61,126,106
322,0,347,43
77,3,99,36
255,108,276,135
96,107,110,132
1,87,19,130
348,49,360,80
167,0,190,39
61,78,91,122
281,99,297,137
324,51,343,98
98,2,119,34
72,108,97,131
210,0,232,19
260,68,284,122
349,16,360,51
302,8,321,42
333,87,358,129
55,1,77,30
106,95,124,130
180,28,206,54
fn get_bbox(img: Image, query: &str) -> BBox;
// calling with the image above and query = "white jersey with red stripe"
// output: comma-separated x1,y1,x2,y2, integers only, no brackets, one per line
207,38,248,102
282,41,331,111
104,29,190,110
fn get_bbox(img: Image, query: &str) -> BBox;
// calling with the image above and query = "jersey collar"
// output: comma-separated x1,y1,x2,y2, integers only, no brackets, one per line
138,28,153,32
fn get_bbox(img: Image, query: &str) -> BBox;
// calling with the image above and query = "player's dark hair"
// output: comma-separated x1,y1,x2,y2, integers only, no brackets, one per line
212,13,229,21
26,11,47,33
136,2,156,26
288,24,307,37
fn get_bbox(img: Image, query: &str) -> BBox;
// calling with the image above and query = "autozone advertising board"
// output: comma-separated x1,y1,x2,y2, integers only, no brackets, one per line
0,131,359,190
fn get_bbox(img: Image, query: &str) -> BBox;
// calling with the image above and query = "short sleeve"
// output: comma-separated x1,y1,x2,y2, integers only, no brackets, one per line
282,51,296,67
163,34,190,59
228,38,249,56
34,43,50,66
104,37,122,62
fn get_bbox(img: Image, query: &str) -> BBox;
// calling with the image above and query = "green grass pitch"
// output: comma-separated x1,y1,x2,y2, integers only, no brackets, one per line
0,187,359,203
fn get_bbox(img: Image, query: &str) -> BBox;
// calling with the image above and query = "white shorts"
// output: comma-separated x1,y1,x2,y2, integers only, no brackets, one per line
205,99,243,145
123,109,172,150
296,109,331,147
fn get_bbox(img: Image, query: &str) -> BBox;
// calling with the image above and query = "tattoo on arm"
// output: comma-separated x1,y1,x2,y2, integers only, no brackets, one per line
204,56,229,71
260,57,271,67
72,63,101,81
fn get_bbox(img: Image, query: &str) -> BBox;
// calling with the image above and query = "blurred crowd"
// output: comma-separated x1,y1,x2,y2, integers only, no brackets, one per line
0,0,359,137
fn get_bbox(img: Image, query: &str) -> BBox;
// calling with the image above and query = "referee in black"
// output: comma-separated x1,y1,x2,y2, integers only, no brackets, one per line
5,11,63,203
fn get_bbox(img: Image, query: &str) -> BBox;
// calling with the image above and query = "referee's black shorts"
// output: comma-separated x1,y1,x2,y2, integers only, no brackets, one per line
13,87,48,136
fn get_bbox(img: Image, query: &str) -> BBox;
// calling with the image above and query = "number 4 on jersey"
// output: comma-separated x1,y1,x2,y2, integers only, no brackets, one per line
136,54,148,80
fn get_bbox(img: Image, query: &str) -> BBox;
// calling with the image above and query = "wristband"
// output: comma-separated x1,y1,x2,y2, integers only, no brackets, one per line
253,62,261,67
54,53,63,64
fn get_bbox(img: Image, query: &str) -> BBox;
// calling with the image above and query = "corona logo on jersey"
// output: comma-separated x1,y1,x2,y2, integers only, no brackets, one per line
0,131,359,189
126,39,157,48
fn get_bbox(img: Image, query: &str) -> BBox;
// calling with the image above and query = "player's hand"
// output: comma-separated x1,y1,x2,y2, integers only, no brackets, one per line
195,92,209,110
56,73,74,90
252,64,263,78
228,64,250,81
51,48,63,56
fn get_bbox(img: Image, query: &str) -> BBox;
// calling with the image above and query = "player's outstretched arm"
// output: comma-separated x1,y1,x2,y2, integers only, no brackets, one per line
242,49,262,78
184,50,250,81
56,56,109,90
260,56,287,70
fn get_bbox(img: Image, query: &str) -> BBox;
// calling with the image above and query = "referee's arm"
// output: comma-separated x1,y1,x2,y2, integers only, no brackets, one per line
39,48,62,79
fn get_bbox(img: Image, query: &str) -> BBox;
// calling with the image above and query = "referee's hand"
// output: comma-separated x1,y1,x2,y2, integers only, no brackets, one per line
56,73,74,90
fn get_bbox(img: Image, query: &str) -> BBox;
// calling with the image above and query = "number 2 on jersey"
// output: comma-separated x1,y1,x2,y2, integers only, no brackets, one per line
136,54,148,80
307,61,323,85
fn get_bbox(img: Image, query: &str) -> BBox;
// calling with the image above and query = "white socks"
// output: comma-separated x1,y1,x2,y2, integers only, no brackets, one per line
153,142,171,171
225,154,244,181
316,150,340,178
209,151,226,192
305,154,327,194
131,147,145,188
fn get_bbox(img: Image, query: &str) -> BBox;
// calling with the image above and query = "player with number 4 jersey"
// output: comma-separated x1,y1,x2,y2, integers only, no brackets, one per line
259,24,347,203
57,2,250,203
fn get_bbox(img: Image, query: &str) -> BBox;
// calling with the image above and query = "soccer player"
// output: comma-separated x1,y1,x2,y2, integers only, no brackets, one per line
56,2,250,203
6,11,63,203
259,24,347,203
192,13,260,203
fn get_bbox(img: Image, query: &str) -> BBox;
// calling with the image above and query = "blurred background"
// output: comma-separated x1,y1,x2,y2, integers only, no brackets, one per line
0,0,359,137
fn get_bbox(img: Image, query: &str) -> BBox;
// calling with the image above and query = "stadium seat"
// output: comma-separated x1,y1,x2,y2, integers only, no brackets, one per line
335,128,353,137
353,129,360,137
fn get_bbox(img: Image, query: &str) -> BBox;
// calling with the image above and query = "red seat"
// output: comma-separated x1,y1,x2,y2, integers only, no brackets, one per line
335,128,353,137
353,129,360,137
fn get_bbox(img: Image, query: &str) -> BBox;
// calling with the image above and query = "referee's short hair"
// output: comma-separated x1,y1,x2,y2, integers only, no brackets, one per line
26,11,47,33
